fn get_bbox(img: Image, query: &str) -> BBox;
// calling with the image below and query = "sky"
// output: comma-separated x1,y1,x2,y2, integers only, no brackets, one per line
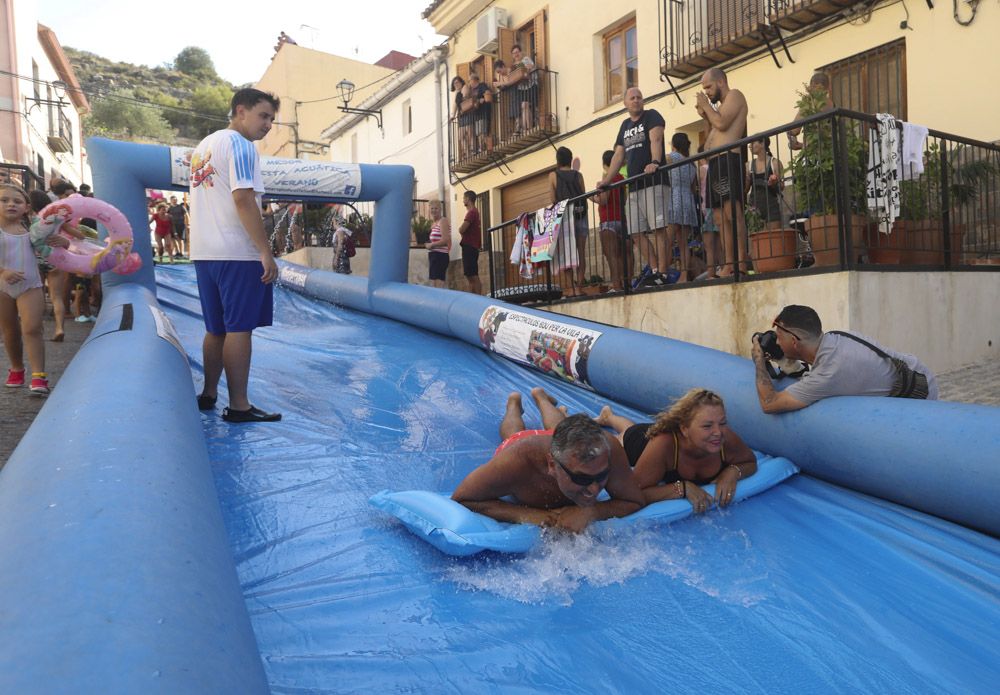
36,0,445,86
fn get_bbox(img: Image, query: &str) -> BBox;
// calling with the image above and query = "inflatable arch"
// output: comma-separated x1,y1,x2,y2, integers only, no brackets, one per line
0,136,997,692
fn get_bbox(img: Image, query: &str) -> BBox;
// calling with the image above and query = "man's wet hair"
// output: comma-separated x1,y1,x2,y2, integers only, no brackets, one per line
705,67,727,83
551,414,609,466
230,88,280,116
775,305,822,338
556,146,573,168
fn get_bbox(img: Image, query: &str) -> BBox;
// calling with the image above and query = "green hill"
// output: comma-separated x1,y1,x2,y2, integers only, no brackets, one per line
64,46,239,146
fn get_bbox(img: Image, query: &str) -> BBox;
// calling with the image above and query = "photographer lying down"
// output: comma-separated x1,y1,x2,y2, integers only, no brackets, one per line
751,305,938,414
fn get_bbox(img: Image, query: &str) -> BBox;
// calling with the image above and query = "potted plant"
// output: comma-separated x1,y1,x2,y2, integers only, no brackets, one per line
747,205,798,272
897,142,994,265
788,86,869,267
411,215,433,246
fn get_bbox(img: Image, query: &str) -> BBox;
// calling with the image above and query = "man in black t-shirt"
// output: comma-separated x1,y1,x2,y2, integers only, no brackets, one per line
167,195,189,257
599,87,669,286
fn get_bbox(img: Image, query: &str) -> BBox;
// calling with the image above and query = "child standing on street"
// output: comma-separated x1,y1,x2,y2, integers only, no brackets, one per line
0,184,57,395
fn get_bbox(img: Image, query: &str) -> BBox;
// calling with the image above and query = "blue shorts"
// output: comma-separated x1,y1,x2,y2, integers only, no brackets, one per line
194,260,273,334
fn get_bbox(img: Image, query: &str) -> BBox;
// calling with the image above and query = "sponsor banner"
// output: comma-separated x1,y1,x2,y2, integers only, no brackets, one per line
170,146,361,199
478,305,601,388
278,264,310,290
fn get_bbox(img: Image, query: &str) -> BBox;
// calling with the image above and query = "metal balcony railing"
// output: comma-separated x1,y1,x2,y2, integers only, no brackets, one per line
484,109,1000,306
0,163,45,192
450,67,559,175
659,0,866,80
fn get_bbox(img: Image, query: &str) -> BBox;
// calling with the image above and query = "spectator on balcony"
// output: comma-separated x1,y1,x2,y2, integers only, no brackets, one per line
788,71,835,151
598,87,668,287
468,72,493,154
697,68,749,276
451,388,644,532
748,137,786,230
451,76,474,161
492,60,518,141
751,304,938,414
425,199,451,289
595,149,626,291
508,44,539,133
666,132,699,283
457,190,482,294
549,146,589,292
695,144,722,279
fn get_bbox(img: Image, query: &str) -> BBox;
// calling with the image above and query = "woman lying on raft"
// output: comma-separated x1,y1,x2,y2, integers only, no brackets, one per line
595,388,756,514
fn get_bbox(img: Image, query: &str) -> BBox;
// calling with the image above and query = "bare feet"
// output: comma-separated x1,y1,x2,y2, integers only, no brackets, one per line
558,405,568,415
594,405,614,427
505,392,523,416
530,386,557,407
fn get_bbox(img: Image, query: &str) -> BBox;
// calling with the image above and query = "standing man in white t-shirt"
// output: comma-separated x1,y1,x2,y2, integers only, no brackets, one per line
189,88,281,423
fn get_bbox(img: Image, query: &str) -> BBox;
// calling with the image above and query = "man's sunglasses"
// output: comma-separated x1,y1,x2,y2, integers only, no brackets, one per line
556,457,610,487
772,321,803,341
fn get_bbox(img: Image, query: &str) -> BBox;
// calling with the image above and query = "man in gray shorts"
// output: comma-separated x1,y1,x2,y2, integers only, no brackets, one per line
752,304,938,413
599,87,669,287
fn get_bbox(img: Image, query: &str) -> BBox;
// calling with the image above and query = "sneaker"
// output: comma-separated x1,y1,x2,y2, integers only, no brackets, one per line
29,377,50,396
75,315,90,323
631,264,653,289
5,369,25,388
87,315,98,322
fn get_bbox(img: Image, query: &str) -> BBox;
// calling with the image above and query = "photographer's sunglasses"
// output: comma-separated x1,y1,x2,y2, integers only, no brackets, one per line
772,322,803,341
556,458,610,487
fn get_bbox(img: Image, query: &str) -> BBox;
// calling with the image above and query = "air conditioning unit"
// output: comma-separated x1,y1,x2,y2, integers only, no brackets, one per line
476,7,509,55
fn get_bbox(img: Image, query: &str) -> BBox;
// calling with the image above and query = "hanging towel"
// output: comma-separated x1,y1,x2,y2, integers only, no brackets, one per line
552,207,580,272
509,212,534,279
901,122,929,180
867,113,901,234
531,202,565,263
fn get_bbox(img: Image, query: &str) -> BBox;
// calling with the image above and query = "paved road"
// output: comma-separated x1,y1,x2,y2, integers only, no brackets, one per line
2,313,997,465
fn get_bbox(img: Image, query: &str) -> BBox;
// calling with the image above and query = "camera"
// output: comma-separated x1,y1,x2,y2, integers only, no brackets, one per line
753,330,784,360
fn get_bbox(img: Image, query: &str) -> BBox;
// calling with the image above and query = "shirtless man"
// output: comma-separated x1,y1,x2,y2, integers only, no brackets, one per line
696,68,749,276
451,387,644,532
788,71,835,151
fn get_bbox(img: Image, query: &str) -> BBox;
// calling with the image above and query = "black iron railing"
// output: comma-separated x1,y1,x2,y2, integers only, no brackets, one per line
0,163,45,192
485,109,1000,306
450,68,559,174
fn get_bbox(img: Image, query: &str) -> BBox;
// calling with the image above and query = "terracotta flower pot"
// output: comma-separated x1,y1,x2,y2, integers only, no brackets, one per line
866,223,903,265
750,228,798,272
807,214,868,267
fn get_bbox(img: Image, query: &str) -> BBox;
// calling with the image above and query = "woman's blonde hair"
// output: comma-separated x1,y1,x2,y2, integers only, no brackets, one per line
646,388,725,438
0,183,31,228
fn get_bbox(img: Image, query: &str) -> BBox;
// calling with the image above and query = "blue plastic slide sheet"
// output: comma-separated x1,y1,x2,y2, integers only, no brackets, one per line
156,266,1000,694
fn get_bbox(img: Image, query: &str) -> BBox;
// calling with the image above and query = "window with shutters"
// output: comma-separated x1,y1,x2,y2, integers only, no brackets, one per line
821,39,907,120
603,18,637,106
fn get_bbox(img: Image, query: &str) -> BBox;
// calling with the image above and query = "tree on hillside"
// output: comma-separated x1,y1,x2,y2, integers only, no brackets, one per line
85,89,176,143
188,84,233,137
174,46,216,78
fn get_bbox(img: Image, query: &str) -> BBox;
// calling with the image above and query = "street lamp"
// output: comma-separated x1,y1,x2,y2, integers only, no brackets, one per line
27,79,69,114
335,78,383,131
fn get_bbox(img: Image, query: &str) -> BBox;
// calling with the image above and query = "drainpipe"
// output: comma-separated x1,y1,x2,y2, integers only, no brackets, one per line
433,46,446,206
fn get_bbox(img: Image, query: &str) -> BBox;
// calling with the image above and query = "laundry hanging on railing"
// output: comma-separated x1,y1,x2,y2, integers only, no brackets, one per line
509,212,534,279
867,113,902,234
901,122,929,180
530,201,565,263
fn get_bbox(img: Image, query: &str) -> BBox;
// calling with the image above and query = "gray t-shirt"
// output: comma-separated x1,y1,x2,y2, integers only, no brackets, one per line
784,331,939,405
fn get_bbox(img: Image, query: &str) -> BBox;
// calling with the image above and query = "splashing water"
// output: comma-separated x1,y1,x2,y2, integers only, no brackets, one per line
442,513,768,607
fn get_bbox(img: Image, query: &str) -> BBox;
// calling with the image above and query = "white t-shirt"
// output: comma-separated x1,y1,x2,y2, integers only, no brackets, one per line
189,128,264,261
785,331,939,405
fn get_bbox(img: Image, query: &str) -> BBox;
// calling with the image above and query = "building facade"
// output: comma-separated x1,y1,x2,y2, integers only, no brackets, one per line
1,0,90,188
424,0,998,229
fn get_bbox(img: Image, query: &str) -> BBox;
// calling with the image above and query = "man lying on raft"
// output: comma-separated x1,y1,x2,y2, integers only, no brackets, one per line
452,387,645,532
595,388,756,513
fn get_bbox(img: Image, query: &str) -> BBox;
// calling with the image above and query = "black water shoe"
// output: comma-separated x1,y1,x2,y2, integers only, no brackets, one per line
222,405,282,423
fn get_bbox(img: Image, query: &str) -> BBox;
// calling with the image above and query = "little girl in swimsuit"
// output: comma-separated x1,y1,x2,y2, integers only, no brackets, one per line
594,388,757,513
0,183,62,395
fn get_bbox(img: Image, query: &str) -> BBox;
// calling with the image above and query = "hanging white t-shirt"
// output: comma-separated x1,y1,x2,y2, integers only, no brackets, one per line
189,128,264,261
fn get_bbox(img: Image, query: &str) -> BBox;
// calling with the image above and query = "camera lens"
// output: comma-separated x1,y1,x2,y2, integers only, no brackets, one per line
756,330,784,360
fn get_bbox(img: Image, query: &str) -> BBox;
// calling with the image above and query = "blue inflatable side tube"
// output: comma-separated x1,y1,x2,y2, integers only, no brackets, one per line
0,284,268,694
280,261,1000,537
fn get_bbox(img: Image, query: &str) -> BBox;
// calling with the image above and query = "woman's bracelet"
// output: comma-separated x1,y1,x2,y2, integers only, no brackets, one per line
728,464,743,479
